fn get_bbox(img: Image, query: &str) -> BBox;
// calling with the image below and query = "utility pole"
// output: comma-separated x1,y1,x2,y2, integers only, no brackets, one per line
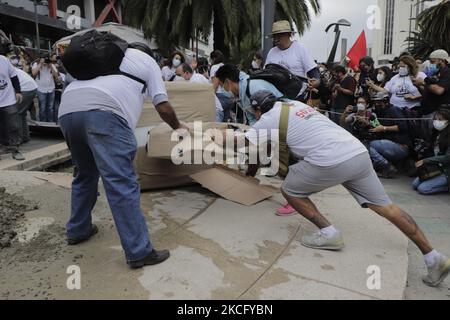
261,0,275,59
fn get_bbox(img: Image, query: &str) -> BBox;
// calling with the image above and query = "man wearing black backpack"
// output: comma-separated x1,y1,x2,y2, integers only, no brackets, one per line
265,20,321,101
59,35,188,269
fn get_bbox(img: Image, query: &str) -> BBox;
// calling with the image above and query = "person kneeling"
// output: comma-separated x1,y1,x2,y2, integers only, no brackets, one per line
413,109,450,195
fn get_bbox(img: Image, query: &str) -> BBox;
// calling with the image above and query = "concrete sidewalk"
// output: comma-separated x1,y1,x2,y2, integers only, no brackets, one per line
0,170,444,300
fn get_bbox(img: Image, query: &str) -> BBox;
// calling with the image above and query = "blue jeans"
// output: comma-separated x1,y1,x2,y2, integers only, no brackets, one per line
412,175,449,195
59,110,153,262
37,91,55,122
369,140,409,170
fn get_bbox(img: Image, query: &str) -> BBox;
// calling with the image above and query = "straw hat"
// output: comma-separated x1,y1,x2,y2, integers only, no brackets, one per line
267,20,295,37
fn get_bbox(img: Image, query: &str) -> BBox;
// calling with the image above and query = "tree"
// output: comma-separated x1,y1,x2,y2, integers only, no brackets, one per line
123,0,321,61
407,0,450,60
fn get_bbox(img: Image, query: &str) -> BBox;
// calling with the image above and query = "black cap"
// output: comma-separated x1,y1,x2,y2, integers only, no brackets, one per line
250,90,278,114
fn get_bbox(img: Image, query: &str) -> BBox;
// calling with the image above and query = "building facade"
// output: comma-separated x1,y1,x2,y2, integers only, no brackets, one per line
372,0,438,66
0,0,121,54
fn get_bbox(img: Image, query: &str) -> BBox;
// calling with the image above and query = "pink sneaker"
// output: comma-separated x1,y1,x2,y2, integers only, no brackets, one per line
276,203,297,216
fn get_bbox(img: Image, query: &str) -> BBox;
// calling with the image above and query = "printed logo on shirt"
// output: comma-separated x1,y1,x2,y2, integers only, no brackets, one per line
0,79,8,91
295,106,317,120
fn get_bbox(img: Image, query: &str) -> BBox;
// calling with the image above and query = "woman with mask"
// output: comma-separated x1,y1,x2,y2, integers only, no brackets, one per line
161,51,185,81
340,95,379,143
249,52,264,74
368,56,426,110
413,109,450,195
368,66,393,97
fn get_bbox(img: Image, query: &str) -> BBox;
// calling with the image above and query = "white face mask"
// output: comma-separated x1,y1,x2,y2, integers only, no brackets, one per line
357,103,366,112
251,60,261,69
377,74,385,82
172,58,181,68
433,120,448,132
319,67,325,73
398,67,409,77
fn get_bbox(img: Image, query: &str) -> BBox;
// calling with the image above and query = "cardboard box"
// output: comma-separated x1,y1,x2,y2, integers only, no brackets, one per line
134,147,209,191
137,82,216,128
147,122,249,164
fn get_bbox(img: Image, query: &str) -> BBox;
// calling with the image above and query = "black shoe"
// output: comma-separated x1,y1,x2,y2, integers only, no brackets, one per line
67,224,99,245
12,151,25,161
128,249,170,269
377,164,397,179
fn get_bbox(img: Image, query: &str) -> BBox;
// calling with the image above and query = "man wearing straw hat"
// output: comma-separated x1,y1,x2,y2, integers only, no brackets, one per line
265,20,321,100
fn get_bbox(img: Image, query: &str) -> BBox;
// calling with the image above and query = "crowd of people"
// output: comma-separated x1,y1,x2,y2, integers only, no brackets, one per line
0,41,68,161
155,20,449,199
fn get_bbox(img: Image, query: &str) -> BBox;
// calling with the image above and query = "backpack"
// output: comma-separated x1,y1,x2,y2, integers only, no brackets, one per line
246,64,307,100
61,30,147,93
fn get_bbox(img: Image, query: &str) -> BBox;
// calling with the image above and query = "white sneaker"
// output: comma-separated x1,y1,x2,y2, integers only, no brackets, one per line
300,230,345,251
423,254,450,287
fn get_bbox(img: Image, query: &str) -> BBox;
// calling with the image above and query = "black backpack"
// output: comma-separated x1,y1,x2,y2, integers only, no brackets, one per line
246,63,307,100
61,30,147,92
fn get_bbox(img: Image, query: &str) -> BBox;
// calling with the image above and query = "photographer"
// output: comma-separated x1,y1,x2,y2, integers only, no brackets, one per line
368,92,411,179
413,109,450,195
340,95,380,143
413,50,450,137
31,53,60,122
331,65,356,124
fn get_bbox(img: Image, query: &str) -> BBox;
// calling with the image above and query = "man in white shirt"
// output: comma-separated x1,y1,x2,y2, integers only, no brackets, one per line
0,53,25,161
14,67,37,144
176,63,224,122
32,55,59,122
58,43,189,268
265,20,321,100
241,90,450,288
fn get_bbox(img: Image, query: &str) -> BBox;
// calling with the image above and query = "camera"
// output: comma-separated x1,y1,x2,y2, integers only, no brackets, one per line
424,76,439,85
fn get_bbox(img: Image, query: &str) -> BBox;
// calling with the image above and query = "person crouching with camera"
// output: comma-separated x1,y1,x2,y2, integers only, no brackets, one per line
413,109,450,195
340,95,380,145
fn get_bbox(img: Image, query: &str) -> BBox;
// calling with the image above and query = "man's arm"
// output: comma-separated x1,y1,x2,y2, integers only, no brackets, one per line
428,84,445,95
155,101,183,130
31,61,42,77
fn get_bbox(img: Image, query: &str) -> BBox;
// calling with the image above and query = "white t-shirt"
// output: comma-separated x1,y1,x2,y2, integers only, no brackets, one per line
31,62,57,93
384,72,426,109
210,63,224,94
189,73,223,112
245,101,367,167
61,48,168,130
161,66,176,81
0,55,18,108
15,68,38,92
265,41,317,78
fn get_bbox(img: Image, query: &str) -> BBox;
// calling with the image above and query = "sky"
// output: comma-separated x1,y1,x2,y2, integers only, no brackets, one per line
297,0,378,63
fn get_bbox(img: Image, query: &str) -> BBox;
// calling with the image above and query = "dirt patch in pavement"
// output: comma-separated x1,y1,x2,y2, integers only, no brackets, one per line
0,187,39,248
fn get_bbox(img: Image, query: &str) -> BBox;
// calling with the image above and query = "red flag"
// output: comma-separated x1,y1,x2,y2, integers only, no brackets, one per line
347,31,367,71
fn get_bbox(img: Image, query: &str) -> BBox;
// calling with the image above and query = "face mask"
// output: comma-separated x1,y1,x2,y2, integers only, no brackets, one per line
222,81,235,98
319,67,325,73
433,120,448,132
10,58,19,66
357,103,366,112
251,60,261,69
172,58,181,68
398,67,409,77
377,74,385,82
428,64,439,75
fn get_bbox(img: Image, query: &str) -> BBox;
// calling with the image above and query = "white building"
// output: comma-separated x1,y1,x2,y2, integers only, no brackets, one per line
373,0,438,66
